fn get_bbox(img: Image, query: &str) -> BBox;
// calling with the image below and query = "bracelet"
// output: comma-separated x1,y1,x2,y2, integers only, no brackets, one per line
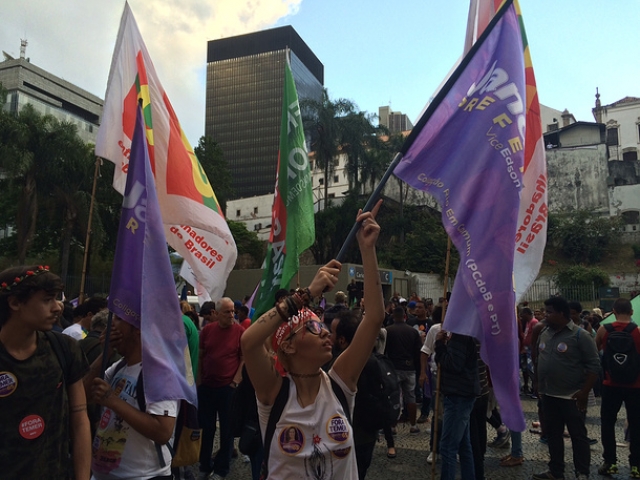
275,302,289,322
294,288,312,307
284,296,299,317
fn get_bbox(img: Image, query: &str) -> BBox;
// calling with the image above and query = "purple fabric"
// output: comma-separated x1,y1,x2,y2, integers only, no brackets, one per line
108,106,197,407
394,4,525,431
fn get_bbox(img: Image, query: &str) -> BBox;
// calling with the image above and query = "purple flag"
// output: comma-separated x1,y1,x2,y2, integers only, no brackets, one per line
108,105,197,407
394,1,525,430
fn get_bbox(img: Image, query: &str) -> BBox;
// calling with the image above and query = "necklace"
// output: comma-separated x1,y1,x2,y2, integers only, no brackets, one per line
289,371,322,378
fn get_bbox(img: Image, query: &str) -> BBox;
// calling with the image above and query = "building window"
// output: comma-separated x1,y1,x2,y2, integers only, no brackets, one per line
606,127,619,146
328,193,335,199
254,223,262,231
236,209,241,217
333,175,339,183
333,158,340,167
254,207,258,214
319,178,324,185
623,150,638,162
622,211,640,225
637,123,640,143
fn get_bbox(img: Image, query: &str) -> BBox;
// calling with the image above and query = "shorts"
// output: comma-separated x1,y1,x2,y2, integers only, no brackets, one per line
396,369,417,403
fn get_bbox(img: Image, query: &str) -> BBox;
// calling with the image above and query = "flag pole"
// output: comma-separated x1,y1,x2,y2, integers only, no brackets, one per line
431,236,451,479
335,152,403,262
79,157,102,305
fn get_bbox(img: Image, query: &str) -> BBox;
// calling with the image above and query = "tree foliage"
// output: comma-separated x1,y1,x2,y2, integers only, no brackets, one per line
0,92,121,277
194,135,233,214
547,210,621,264
227,220,264,267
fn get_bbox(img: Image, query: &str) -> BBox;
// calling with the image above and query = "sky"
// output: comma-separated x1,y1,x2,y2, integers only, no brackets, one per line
2,0,639,148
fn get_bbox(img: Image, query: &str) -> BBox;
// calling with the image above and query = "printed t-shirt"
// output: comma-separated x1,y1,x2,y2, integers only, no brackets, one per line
91,362,177,480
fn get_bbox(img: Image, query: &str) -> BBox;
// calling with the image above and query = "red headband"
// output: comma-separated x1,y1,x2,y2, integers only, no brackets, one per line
272,307,316,352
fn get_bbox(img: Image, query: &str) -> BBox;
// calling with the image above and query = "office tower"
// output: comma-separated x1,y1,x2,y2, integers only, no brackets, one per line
206,26,323,199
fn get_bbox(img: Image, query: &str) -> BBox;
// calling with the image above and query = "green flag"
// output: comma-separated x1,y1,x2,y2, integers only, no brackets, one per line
253,57,315,319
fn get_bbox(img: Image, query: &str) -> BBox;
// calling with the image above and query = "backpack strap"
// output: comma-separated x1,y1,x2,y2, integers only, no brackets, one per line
111,361,168,468
262,377,290,477
44,331,72,386
330,376,352,425
623,323,638,334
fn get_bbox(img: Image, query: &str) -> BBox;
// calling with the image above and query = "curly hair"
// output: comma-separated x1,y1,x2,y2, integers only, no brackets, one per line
0,265,63,327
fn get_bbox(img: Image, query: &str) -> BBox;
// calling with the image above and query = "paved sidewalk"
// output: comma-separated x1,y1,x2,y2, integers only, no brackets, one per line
202,394,627,479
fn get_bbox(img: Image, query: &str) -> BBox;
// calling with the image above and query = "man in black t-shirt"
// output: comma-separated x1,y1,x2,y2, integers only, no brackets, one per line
0,265,91,479
385,307,423,433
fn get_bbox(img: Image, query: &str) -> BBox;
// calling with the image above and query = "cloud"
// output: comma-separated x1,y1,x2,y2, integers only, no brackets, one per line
1,0,302,144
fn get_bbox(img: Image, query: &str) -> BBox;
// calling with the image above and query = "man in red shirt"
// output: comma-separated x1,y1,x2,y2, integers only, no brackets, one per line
595,298,640,478
197,297,244,479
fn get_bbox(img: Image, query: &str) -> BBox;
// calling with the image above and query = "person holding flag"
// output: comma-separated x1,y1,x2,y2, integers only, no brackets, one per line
241,200,384,479
84,104,196,479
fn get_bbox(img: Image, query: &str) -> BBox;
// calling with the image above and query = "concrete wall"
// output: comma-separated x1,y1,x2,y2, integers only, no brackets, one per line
546,144,610,214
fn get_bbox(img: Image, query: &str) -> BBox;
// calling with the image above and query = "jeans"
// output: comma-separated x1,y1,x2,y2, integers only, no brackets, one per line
198,384,235,476
542,394,590,477
440,394,476,480
511,430,523,458
601,384,640,466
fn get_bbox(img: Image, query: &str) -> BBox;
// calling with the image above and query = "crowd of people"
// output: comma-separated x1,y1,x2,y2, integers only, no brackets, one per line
1,203,639,480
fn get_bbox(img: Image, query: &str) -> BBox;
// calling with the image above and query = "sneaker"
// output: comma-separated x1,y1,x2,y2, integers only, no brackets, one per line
531,471,564,480
631,466,640,479
597,463,618,476
242,454,251,463
417,414,429,424
489,428,511,448
499,455,524,467
426,451,434,464
588,437,598,445
409,426,420,434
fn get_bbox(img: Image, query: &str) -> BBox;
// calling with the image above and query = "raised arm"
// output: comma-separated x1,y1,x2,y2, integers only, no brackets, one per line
333,200,384,390
241,262,340,405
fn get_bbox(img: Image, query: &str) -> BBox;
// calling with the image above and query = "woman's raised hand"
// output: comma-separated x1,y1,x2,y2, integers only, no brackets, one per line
308,259,342,298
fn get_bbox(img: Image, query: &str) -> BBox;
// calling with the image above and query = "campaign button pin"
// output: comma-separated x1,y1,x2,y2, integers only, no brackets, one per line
19,414,45,439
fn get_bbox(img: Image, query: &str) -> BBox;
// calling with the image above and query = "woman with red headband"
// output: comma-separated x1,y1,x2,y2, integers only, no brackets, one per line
241,201,384,479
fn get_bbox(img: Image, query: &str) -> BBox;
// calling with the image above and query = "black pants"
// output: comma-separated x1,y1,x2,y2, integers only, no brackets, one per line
355,439,377,480
601,384,640,467
470,394,488,480
542,394,590,477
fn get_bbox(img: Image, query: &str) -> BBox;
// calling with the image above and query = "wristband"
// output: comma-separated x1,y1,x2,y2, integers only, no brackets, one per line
275,302,289,322
284,296,299,317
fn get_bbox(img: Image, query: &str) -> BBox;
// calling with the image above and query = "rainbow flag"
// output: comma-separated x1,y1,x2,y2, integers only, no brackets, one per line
96,3,237,300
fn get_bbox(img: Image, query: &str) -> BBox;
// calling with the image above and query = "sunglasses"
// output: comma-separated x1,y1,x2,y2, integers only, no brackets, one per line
287,320,326,341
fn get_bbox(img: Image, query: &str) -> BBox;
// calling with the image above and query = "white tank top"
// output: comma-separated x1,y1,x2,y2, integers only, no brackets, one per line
257,369,357,479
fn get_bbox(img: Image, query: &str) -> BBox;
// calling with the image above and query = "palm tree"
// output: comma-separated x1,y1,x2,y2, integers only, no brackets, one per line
301,89,355,209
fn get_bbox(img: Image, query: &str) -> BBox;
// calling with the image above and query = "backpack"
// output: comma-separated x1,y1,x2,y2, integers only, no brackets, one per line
111,360,202,467
368,352,402,428
44,331,74,385
603,323,640,385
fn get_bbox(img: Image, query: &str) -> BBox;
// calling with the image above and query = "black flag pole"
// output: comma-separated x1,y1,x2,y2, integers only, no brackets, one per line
335,152,403,262
100,311,114,379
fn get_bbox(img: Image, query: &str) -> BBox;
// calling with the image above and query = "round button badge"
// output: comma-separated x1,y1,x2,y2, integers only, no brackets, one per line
19,414,45,440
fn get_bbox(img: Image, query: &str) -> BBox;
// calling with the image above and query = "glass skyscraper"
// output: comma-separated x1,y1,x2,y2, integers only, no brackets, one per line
205,26,323,199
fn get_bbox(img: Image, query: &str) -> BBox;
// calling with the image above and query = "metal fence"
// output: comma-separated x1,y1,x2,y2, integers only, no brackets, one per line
62,274,111,300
